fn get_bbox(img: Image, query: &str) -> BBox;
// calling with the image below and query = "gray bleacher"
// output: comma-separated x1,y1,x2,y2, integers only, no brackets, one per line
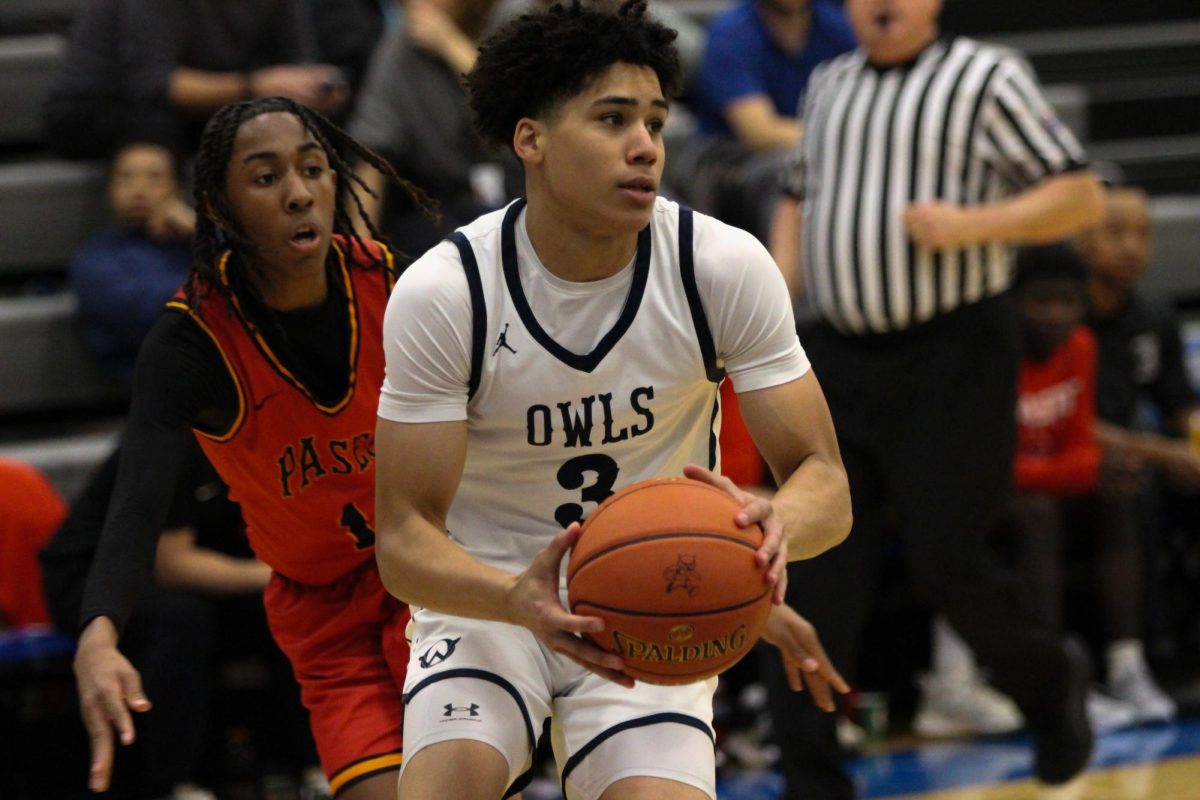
0,425,120,501
1143,195,1200,304
0,6,118,487
0,34,63,145
0,159,107,273
0,292,127,414
0,0,87,33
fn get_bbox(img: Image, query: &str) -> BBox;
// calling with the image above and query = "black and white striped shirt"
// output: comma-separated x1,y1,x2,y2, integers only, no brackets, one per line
783,36,1088,334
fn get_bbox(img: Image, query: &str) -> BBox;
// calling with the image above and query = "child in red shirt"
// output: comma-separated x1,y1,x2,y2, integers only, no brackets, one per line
1007,243,1171,730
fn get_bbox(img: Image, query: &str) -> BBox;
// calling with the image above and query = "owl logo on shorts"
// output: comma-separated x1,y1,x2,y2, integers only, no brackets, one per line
419,637,461,668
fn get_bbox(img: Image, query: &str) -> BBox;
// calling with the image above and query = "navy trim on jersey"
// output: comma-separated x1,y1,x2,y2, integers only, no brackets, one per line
500,199,651,374
708,392,720,470
448,232,488,399
559,712,714,795
678,208,724,383
402,667,537,778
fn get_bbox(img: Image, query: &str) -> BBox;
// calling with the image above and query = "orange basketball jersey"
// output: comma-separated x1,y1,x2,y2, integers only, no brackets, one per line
168,238,394,585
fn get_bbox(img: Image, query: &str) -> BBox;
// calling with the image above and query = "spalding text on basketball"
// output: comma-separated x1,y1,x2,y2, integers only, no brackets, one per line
611,625,749,664
526,386,655,447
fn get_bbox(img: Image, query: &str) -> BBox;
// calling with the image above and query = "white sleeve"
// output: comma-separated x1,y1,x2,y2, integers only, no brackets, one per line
692,216,810,392
377,241,473,423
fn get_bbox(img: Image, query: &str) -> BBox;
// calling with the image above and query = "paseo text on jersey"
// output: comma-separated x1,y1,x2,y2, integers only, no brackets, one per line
277,431,375,497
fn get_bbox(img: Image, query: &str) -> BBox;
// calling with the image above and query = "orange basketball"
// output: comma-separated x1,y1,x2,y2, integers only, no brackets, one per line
566,477,773,685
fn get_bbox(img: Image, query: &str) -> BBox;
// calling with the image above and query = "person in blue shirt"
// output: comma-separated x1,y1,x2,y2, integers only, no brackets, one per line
668,0,855,241
69,142,195,386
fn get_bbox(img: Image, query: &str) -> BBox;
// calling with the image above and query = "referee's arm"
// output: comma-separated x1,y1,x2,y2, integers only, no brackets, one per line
904,169,1104,250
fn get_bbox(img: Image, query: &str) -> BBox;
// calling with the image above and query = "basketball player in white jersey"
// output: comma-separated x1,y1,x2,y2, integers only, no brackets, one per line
373,2,853,798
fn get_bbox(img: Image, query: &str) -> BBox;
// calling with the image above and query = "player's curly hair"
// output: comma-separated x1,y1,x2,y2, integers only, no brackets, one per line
465,0,681,151
186,96,433,313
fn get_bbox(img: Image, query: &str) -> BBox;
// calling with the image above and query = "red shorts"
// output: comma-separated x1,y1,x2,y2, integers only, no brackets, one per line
264,559,410,796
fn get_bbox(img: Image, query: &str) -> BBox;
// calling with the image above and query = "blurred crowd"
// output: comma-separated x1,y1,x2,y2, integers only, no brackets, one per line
1,2,1198,800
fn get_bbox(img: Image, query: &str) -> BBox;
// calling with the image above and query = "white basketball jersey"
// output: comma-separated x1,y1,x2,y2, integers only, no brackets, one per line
443,198,725,575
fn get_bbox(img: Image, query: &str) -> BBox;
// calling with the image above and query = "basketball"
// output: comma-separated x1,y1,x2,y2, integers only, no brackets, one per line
566,477,773,685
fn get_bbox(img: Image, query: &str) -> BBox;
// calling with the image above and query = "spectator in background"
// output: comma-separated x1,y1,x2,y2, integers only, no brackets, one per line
69,142,194,387
766,0,1104,795
311,0,401,102
1079,184,1199,716
39,441,285,800
43,0,348,160
668,0,855,241
0,459,66,630
915,244,1150,739
349,0,518,256
1011,242,1173,728
40,0,139,159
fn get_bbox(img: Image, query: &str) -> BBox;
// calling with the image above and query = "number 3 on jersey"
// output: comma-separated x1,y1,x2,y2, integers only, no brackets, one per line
554,454,620,528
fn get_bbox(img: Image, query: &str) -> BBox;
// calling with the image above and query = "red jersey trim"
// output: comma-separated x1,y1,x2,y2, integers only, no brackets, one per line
215,245,361,415
186,309,250,443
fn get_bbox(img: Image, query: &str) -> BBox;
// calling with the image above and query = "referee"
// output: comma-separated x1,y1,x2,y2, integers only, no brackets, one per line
766,0,1104,796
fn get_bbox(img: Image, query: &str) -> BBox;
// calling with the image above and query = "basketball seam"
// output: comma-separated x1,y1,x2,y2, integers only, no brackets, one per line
567,531,758,581
585,479,733,528
571,586,771,618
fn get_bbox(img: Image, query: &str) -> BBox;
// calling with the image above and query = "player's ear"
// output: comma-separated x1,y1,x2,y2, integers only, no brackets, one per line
513,118,545,166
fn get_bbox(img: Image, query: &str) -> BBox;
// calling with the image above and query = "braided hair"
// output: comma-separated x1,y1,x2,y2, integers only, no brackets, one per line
186,96,432,312
466,0,681,152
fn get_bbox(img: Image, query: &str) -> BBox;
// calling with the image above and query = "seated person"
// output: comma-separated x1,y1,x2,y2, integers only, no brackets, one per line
349,0,520,257
43,0,347,159
920,243,1177,736
668,0,855,241
1080,184,1198,716
69,141,195,387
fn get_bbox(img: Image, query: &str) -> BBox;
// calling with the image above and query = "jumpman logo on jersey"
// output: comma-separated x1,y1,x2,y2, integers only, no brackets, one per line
493,323,518,356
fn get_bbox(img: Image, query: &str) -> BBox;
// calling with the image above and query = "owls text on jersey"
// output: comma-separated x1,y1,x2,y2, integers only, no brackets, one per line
379,197,809,576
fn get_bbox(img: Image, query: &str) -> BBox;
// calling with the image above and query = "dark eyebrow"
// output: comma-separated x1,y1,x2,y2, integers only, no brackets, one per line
242,140,324,165
591,95,670,112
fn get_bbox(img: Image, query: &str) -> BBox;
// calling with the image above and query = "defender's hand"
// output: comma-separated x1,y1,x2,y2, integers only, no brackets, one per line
74,617,152,792
761,605,849,712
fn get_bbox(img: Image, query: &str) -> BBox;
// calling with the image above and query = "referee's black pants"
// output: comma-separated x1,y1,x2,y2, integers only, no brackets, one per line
766,295,1074,798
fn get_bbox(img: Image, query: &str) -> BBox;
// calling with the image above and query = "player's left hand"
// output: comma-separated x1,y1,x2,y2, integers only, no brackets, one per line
904,201,976,250
682,464,788,605
760,605,849,712
507,525,635,688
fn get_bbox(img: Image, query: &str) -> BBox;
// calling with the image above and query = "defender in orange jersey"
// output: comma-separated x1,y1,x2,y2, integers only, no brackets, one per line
71,97,431,800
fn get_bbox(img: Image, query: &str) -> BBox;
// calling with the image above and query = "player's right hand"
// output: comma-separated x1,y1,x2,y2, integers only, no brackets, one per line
507,525,634,688
73,617,152,792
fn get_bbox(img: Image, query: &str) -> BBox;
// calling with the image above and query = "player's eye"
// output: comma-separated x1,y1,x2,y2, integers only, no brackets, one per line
253,172,277,186
646,118,665,134
600,112,624,127
303,164,325,178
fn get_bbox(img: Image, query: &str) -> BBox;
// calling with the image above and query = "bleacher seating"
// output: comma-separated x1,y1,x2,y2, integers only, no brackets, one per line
0,35,64,147
0,160,106,275
0,292,127,415
1143,195,1200,305
988,20,1200,197
0,426,119,502
0,0,86,35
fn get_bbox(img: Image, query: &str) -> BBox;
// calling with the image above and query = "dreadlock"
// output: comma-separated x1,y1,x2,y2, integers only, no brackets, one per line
466,0,681,151
187,96,434,313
